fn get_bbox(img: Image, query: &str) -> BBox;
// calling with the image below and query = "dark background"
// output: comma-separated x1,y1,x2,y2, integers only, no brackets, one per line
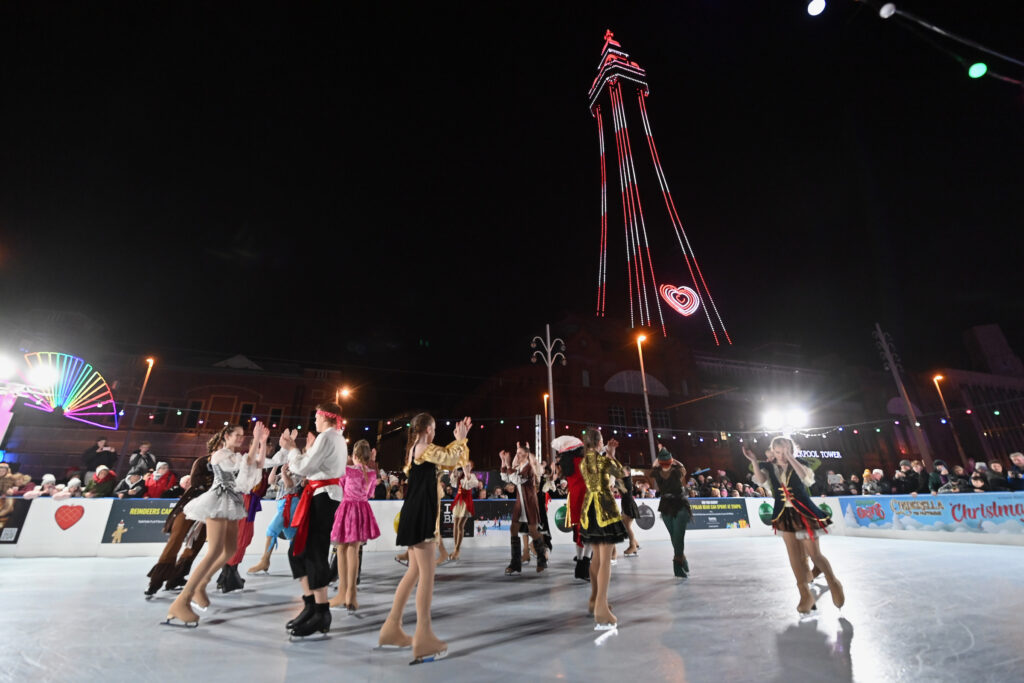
1,1,1021,376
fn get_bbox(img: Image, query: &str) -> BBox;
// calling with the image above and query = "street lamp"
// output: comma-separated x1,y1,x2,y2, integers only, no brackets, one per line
531,324,566,463
119,357,156,471
542,393,549,453
635,334,657,465
933,374,967,464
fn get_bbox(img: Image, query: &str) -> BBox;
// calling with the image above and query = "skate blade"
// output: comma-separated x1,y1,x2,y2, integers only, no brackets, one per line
594,622,618,631
190,602,209,612
374,644,412,650
394,557,409,567
161,617,199,628
289,632,330,642
410,649,447,665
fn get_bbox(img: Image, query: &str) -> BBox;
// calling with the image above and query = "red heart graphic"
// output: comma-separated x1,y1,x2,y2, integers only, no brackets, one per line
55,505,85,530
659,284,701,317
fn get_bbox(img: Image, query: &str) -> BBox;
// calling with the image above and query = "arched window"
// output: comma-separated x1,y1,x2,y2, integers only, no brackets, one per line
604,370,669,397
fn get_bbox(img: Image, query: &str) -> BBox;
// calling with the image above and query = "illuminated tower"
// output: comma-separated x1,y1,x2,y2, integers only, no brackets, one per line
590,30,731,345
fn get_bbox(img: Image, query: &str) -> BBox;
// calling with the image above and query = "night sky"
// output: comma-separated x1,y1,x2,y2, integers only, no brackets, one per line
2,1,1022,376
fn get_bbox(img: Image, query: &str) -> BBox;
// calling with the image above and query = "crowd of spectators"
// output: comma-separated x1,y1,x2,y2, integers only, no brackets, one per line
4,436,1023,502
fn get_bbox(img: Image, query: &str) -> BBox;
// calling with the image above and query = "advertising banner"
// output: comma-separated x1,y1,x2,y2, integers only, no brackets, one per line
101,499,177,544
688,497,751,530
839,493,1024,534
14,497,113,557
0,497,32,543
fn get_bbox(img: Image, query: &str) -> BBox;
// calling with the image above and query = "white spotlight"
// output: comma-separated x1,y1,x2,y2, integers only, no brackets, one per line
788,409,809,429
0,356,17,381
879,3,896,19
29,365,59,388
763,410,783,430
807,0,826,17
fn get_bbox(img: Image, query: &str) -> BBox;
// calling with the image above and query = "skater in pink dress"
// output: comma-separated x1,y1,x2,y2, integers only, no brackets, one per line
329,440,380,611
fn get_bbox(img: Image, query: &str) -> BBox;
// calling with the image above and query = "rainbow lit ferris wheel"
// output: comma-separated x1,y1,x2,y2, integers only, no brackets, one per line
18,352,119,430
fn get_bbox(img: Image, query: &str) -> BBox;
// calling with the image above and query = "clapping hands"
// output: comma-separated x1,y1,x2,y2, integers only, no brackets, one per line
279,428,298,451
453,417,473,441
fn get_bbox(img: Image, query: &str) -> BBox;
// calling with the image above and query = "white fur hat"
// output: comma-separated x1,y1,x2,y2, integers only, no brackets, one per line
551,436,584,454
41,473,57,485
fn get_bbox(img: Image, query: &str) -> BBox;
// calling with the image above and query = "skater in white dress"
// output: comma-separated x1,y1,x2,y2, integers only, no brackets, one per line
164,422,267,626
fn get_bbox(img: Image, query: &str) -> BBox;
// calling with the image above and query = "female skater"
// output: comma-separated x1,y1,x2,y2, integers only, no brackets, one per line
618,465,641,557
645,447,691,577
552,435,591,580
743,436,844,615
163,422,267,625
500,443,548,574
328,440,380,610
246,464,301,575
145,452,213,597
379,414,471,664
579,429,628,629
450,460,479,561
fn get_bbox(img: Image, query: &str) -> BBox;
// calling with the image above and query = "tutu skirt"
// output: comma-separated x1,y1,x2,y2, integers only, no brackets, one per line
183,488,246,522
330,499,381,545
772,506,832,540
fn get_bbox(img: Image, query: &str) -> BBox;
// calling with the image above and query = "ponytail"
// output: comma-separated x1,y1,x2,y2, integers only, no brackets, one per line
207,424,242,454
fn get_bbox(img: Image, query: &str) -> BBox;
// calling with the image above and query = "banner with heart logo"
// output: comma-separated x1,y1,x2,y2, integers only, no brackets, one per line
55,505,85,530
659,284,701,317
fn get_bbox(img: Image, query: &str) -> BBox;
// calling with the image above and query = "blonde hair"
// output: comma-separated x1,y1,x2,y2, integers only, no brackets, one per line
770,435,797,459
406,413,434,464
352,439,372,466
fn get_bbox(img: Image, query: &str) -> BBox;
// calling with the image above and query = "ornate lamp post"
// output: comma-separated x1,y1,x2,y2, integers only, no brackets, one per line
531,324,565,463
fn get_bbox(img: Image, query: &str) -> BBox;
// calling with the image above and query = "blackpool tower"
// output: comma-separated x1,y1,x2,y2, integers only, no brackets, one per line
589,31,731,345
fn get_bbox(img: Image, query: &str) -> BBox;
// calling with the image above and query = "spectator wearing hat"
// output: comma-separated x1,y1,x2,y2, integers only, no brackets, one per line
1006,453,1024,492
53,478,84,499
114,471,147,499
929,460,949,493
891,460,913,494
144,462,177,498
968,470,989,493
23,474,59,499
84,465,118,497
910,460,931,494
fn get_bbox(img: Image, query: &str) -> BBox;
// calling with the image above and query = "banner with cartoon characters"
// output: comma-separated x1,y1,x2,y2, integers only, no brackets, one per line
101,499,178,543
838,493,1024,535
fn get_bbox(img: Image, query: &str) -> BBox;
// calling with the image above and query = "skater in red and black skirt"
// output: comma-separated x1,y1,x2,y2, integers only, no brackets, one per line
450,461,479,562
743,436,844,615
552,435,591,580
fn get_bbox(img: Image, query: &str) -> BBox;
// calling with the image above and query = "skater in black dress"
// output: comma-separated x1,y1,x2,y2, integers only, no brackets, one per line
378,414,471,663
743,436,843,615
618,466,641,557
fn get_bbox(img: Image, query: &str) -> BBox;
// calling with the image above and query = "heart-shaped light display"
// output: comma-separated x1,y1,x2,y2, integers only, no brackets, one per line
659,284,700,317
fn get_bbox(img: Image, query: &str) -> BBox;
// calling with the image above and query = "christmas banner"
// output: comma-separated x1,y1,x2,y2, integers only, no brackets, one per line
101,498,177,544
839,493,1024,534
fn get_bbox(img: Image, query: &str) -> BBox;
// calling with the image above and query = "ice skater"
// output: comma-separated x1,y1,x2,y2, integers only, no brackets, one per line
247,464,301,575
552,435,591,581
163,422,267,626
644,446,691,577
743,437,844,615
270,403,348,638
449,461,479,561
378,414,471,664
579,429,628,630
500,443,548,574
145,453,213,597
328,440,380,611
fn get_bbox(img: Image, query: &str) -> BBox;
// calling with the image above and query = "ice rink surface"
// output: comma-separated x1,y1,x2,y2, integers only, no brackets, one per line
2,536,1021,683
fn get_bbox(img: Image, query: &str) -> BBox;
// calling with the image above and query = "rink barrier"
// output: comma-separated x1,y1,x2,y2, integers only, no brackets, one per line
2,493,1022,558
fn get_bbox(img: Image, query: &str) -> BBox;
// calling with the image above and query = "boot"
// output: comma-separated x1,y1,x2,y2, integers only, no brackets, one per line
672,557,687,578
291,603,331,637
823,568,845,608
532,537,548,572
356,544,363,586
505,536,522,575
165,575,186,592
287,594,316,631
576,555,591,582
797,580,817,615
522,537,531,564
220,564,245,593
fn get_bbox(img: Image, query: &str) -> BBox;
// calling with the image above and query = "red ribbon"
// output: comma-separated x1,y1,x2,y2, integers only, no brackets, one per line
282,492,298,527
289,478,340,555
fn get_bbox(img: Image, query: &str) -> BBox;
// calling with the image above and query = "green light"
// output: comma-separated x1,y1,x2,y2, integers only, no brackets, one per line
176,410,182,416
875,428,881,433
994,410,1001,416
968,62,987,79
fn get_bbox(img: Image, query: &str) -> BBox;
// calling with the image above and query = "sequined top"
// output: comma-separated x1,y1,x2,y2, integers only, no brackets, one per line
580,449,627,529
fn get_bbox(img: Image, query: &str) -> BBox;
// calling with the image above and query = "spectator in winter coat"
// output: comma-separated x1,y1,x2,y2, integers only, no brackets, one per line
143,462,177,498
128,442,157,474
84,466,118,497
1007,453,1024,492
114,472,147,499
984,461,1010,491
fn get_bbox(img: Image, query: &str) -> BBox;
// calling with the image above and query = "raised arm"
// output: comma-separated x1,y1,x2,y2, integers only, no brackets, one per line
415,418,472,470
743,446,768,486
